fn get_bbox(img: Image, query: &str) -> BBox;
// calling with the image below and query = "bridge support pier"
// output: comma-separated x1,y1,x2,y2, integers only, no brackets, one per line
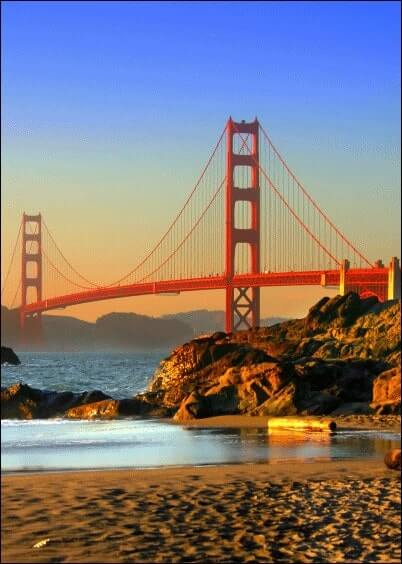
339,257,400,303
225,118,260,333
339,259,350,297
388,257,401,300
20,213,43,347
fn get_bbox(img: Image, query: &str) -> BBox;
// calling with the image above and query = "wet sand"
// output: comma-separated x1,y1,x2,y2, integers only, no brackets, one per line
2,458,401,563
2,415,401,562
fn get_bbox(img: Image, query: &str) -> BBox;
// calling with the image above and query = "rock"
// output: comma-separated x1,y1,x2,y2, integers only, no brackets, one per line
1,383,42,419
371,367,401,414
173,386,239,422
173,392,202,422
1,346,20,365
66,399,121,419
149,339,274,409
252,382,299,416
203,385,239,416
206,362,292,413
304,293,365,334
66,396,173,419
1,382,112,419
384,449,401,470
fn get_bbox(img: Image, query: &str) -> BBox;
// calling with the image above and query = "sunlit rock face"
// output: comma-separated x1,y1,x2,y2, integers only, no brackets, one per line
148,333,273,408
147,293,401,421
371,367,401,414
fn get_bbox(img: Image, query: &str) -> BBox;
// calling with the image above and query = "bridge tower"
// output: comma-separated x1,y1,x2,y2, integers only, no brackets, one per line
20,212,43,345
225,118,260,332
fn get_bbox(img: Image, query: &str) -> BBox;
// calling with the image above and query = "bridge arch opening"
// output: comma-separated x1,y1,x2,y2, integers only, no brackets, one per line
25,240,39,255
234,242,252,275
234,201,252,230
232,133,253,155
26,261,39,279
233,165,253,189
25,286,40,305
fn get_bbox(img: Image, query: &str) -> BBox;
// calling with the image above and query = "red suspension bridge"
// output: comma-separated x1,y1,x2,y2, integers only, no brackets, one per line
2,117,400,342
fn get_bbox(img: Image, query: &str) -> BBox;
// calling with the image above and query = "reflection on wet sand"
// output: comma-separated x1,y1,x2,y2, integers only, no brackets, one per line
185,425,401,464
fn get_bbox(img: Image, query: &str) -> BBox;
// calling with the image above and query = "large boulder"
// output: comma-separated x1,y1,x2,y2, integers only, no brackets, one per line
1,346,20,365
370,367,401,414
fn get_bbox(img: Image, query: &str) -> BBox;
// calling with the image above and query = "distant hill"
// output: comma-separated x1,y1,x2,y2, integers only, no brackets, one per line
162,310,289,335
1,307,20,346
162,310,225,336
1,305,288,351
43,315,95,350
1,306,192,351
92,312,192,350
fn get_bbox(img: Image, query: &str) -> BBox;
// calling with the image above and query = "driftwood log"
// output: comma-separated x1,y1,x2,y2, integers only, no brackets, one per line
267,417,336,433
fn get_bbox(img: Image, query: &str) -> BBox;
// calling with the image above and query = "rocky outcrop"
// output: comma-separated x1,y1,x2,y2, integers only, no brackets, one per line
147,293,401,421
1,383,174,420
1,383,111,419
1,346,20,365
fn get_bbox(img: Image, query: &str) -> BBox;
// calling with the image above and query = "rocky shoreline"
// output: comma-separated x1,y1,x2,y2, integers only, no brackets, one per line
1,293,400,421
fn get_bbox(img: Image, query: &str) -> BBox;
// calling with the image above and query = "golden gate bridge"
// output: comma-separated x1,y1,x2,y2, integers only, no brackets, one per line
2,118,400,342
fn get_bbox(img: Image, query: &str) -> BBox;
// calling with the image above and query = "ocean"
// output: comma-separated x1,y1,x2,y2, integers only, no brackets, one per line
1,352,400,472
1,350,166,399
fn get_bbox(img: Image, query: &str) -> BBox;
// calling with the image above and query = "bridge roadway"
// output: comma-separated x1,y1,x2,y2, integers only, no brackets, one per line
22,267,388,315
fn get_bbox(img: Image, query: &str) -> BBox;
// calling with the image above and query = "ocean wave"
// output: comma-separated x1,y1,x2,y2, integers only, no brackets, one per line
2,438,154,449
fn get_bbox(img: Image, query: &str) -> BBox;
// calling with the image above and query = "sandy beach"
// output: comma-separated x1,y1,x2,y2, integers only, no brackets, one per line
2,452,401,563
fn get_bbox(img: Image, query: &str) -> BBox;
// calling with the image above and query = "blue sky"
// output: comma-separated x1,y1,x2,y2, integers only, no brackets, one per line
1,1,400,319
